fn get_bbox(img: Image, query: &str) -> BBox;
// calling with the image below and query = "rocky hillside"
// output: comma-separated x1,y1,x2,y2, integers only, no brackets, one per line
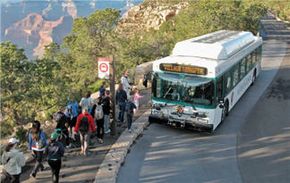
117,1,189,37
5,13,64,58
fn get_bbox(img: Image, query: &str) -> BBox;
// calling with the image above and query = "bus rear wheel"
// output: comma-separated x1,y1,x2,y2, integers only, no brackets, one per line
251,69,257,86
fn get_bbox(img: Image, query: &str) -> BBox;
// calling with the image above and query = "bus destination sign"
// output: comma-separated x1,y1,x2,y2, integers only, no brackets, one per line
160,64,207,75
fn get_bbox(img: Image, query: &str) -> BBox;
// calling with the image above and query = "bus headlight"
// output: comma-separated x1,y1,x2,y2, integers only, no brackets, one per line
197,112,208,118
197,118,209,124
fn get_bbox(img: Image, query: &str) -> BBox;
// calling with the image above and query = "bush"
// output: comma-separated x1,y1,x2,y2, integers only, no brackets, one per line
0,121,14,137
15,126,28,144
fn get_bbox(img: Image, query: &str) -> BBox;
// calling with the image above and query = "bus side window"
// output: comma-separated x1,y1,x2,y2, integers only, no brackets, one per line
246,55,252,72
225,72,232,95
240,58,246,79
217,77,223,99
233,65,239,87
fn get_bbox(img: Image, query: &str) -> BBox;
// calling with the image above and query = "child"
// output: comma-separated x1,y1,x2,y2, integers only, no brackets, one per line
133,88,143,113
46,132,65,183
126,97,137,133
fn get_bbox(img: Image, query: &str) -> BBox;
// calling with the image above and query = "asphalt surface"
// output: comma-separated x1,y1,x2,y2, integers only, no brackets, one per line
117,14,290,183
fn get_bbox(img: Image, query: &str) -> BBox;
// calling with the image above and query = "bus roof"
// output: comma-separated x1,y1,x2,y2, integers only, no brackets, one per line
172,30,257,60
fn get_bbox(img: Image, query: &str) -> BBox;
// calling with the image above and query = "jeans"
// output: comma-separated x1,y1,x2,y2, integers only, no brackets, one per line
127,113,133,130
118,102,126,123
32,151,44,176
103,114,110,132
96,119,104,140
48,159,61,183
11,174,20,183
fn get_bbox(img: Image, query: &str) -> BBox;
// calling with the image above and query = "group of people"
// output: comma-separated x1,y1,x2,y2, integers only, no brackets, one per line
1,121,64,183
0,70,143,183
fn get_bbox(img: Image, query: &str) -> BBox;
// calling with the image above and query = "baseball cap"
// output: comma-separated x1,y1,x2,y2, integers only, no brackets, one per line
8,138,19,144
50,132,60,140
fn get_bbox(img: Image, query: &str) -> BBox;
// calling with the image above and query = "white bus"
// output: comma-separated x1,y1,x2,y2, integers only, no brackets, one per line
145,30,262,132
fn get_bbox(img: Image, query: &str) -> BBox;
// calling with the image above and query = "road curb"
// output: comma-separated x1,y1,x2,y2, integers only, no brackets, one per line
94,110,151,183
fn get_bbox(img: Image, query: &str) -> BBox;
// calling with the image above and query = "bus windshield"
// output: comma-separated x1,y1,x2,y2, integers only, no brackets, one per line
152,73,214,106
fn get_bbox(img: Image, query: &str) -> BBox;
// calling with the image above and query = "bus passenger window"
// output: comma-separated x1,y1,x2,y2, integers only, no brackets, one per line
246,55,252,72
233,66,239,86
240,59,246,78
217,77,223,98
225,74,232,94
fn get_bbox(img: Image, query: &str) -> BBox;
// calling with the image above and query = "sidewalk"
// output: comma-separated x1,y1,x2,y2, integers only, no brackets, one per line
20,89,151,183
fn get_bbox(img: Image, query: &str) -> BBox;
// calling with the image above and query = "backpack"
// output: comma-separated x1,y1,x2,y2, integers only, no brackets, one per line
79,116,89,134
53,112,64,123
94,104,104,120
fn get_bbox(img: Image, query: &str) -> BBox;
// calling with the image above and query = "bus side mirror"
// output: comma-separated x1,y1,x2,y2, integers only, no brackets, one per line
143,78,148,88
218,100,224,109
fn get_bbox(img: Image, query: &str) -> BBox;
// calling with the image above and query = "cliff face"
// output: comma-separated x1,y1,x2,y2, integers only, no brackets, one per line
117,1,189,37
5,13,64,58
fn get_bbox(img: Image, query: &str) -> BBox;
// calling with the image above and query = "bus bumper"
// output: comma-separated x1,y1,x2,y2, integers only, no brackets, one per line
149,114,213,132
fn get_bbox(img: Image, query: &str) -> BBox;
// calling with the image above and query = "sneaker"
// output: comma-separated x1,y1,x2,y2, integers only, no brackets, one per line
66,144,72,149
40,166,45,171
30,173,36,178
128,129,132,133
105,129,111,134
98,138,104,144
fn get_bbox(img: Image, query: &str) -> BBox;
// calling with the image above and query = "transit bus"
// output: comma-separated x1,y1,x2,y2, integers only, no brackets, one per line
144,30,262,132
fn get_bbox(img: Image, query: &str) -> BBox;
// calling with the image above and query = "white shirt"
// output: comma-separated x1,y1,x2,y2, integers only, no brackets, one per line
79,97,93,110
2,148,25,175
121,76,131,95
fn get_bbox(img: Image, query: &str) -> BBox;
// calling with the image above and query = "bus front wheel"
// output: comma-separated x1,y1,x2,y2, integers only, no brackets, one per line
149,116,154,123
221,101,229,122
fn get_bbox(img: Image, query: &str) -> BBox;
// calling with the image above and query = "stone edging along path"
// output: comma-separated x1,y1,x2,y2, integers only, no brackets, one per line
94,110,151,183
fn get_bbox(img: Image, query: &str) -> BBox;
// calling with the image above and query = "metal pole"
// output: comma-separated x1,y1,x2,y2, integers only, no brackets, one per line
110,55,116,136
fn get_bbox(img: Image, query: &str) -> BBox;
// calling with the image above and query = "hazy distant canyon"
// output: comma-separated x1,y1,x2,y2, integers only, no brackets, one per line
1,0,142,58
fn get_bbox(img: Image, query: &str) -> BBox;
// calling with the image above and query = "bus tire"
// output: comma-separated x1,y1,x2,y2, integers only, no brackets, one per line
224,100,229,117
251,69,257,86
148,116,154,123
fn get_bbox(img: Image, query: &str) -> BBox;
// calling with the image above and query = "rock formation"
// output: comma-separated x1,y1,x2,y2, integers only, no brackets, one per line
5,13,64,58
117,1,189,37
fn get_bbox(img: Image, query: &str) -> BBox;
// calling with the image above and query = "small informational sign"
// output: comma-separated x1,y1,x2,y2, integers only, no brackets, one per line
97,57,111,79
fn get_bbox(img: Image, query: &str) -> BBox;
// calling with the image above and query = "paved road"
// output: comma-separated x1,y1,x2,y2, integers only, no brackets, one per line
117,14,290,183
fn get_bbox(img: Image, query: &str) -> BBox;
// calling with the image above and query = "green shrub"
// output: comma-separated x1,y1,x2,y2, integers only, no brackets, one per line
0,121,14,137
15,126,28,144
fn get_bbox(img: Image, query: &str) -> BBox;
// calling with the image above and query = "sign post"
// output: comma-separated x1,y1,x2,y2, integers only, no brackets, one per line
97,57,116,136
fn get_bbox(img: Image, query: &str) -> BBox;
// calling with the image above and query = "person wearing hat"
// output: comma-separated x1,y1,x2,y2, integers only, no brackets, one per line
46,131,65,183
1,138,25,183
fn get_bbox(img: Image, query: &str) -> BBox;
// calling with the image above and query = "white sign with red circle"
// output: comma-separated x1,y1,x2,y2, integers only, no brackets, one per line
97,57,111,79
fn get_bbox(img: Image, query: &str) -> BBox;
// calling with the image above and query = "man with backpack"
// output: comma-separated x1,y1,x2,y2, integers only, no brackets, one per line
53,109,70,148
46,132,65,183
74,108,96,156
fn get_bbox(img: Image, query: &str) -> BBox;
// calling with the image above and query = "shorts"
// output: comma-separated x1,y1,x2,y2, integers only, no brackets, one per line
69,116,77,128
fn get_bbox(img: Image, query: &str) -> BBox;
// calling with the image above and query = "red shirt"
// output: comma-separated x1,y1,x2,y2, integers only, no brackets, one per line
74,112,96,133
